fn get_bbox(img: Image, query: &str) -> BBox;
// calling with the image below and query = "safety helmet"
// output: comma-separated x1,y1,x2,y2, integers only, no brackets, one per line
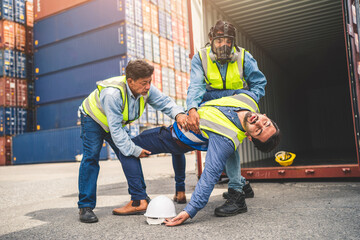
144,195,177,225
209,20,237,64
275,151,296,167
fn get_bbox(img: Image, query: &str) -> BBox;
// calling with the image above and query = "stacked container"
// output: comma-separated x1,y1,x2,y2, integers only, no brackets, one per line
0,0,34,165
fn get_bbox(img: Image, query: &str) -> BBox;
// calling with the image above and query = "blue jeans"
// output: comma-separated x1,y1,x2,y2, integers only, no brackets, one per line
121,126,193,200
78,114,147,209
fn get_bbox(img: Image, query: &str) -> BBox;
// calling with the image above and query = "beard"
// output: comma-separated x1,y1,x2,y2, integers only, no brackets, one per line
243,111,257,130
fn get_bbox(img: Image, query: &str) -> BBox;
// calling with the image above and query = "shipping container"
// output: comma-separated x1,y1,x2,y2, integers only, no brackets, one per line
152,33,160,64
134,0,143,27
12,126,108,164
14,22,25,51
34,0,90,21
0,77,16,106
152,63,162,91
25,26,33,54
147,105,157,124
135,26,144,59
0,0,14,21
0,49,15,77
0,20,15,49
15,50,26,78
194,0,360,179
165,12,172,40
167,39,174,68
25,0,33,27
26,53,33,79
174,70,182,99
16,107,26,134
14,0,25,24
158,8,166,38
168,68,175,98
165,0,171,13
158,0,165,10
35,55,134,105
159,37,168,67
150,3,159,35
34,21,136,76
161,66,169,96
142,0,151,32
34,0,135,49
0,107,16,135
0,136,11,165
144,30,152,61
173,43,180,71
171,14,178,44
16,78,27,107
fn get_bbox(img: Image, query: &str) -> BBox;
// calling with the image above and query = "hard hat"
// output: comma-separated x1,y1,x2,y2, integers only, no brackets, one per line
144,195,177,225
275,151,296,166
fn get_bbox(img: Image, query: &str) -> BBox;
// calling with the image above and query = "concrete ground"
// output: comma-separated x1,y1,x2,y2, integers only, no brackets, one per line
0,153,360,240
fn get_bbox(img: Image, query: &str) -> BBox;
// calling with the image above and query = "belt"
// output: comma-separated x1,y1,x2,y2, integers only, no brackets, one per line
170,125,194,151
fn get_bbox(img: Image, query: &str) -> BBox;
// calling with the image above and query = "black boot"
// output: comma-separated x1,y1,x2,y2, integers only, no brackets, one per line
79,207,98,223
215,188,247,217
223,181,254,199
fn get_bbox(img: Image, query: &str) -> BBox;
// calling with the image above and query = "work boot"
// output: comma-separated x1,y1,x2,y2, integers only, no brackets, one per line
173,191,187,204
79,207,98,223
223,181,254,199
112,199,149,215
215,188,247,217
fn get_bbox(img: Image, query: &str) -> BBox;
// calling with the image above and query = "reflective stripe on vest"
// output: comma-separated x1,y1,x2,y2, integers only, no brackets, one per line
198,93,259,150
82,76,148,132
198,46,247,90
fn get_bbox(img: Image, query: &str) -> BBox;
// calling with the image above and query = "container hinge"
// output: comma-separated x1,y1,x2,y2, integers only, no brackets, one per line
278,170,285,175
305,169,315,174
342,168,351,174
246,171,253,176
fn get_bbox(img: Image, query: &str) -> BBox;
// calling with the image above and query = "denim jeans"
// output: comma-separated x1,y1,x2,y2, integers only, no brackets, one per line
78,114,147,209
225,149,246,191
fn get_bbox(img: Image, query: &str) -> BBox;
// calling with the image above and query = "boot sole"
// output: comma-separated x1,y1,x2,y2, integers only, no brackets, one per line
174,199,187,204
214,207,248,217
112,210,146,216
223,192,254,199
79,218,99,223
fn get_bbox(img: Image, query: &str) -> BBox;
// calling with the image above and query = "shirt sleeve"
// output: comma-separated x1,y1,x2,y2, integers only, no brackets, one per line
147,85,185,119
100,88,143,157
186,53,207,110
243,51,267,102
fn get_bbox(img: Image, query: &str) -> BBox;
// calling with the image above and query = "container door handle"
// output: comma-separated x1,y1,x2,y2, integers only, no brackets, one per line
305,169,315,174
246,171,253,176
278,170,285,175
342,168,351,174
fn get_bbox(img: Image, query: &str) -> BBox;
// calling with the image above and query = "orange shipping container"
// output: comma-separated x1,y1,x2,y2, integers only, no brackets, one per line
26,1,34,27
0,78,16,107
0,136,11,166
0,20,15,49
150,3,159,35
167,40,174,69
181,72,187,99
171,14,179,44
15,23,26,51
177,18,184,47
181,0,187,22
34,0,90,21
152,63,162,91
171,0,177,15
159,37,168,67
176,0,182,20
16,79,28,108
175,70,183,99
142,0,151,32
25,27,34,55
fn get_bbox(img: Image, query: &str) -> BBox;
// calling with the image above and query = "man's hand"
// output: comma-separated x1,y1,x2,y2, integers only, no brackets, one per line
139,149,151,158
176,113,189,131
164,211,190,227
187,108,201,134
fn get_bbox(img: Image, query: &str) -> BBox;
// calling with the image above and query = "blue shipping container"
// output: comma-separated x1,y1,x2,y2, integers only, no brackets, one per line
14,0,25,24
34,0,134,48
15,51,26,79
152,34,160,64
180,46,186,73
173,43,180,71
135,26,144,59
134,0,142,27
35,55,135,105
17,107,26,134
165,12,172,41
12,126,108,164
158,9,166,38
144,31,153,62
0,0,14,21
0,107,16,136
0,49,15,77
34,21,136,76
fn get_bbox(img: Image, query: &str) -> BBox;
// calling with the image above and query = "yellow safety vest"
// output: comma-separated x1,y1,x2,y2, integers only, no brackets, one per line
82,76,147,132
198,93,259,150
198,46,247,90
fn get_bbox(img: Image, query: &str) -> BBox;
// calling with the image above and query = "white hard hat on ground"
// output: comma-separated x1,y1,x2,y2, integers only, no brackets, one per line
144,195,177,225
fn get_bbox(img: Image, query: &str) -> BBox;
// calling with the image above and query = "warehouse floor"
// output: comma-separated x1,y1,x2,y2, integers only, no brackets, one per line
0,154,360,239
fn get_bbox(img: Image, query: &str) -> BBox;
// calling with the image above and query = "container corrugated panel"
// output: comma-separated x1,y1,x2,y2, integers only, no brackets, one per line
16,107,26,134
161,66,169,96
14,0,25,24
0,20,15,49
168,68,175,98
174,70,182,99
25,1,33,27
158,8,166,38
15,22,25,51
0,107,16,136
0,0,14,21
159,37,167,67
171,14,178,44
152,33,160,64
175,0,182,20
25,26,33,54
26,108,35,132
36,98,82,130
142,0,151,32
164,0,171,13
165,12,172,40
150,3,158,35
135,26,144,59
152,63,161,91
12,126,108,164
0,136,11,165
185,49,190,73
167,39,174,68
0,77,16,106
144,31,152,61
169,0,175,14
173,43,180,71
26,54,33,80
180,46,186,72
15,51,26,78
33,0,132,49
158,0,164,10
16,79,27,107
181,71,187,99
34,21,135,76
138,105,147,125
0,49,15,77
157,110,164,125
150,0,157,5
147,105,157,124
27,80,34,108
134,0,142,27
34,0,90,21
35,55,131,104
177,18,184,47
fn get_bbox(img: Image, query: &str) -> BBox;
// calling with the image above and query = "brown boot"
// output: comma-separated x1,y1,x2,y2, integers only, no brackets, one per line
112,199,148,215
173,191,187,204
